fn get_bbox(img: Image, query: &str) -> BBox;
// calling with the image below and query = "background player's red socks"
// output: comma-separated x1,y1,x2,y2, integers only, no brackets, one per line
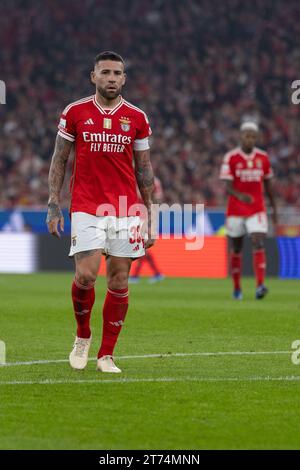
231,252,242,290
253,249,266,286
98,288,129,358
71,278,95,339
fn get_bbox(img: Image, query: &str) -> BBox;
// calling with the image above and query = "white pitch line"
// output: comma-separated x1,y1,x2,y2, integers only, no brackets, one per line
0,350,291,368
0,376,300,386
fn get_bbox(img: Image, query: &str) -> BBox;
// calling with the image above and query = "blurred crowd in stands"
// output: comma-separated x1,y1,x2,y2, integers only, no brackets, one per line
1,0,300,209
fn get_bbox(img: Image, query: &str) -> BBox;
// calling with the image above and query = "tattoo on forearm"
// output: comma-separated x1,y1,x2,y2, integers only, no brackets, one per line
48,134,73,205
134,150,154,209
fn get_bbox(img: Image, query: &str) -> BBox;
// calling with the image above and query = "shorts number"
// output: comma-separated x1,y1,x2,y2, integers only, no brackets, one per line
129,225,141,244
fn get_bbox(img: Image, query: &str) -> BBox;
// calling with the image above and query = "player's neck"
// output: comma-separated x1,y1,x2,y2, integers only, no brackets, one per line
241,146,254,155
95,92,122,109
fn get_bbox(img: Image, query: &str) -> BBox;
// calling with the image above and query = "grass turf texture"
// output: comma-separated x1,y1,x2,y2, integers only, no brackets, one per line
0,273,300,450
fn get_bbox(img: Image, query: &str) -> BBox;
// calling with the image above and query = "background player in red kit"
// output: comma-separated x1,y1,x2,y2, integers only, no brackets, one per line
46,51,155,373
220,121,277,300
129,176,165,283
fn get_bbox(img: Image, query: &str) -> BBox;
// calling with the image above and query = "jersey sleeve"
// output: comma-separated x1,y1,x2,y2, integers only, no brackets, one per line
133,112,152,151
220,153,233,180
263,154,274,179
57,106,76,142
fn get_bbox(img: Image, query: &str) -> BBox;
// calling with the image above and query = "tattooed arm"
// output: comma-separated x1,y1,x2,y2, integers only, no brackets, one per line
134,149,155,248
46,134,73,238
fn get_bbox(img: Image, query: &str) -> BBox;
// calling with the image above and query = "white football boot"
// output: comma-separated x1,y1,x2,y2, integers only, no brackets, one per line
69,335,92,370
97,355,122,373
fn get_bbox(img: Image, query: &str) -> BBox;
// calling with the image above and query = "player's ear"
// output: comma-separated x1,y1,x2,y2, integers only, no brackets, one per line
122,73,126,86
90,70,96,84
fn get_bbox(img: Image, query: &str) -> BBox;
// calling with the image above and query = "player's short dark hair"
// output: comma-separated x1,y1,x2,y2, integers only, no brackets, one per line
94,51,125,67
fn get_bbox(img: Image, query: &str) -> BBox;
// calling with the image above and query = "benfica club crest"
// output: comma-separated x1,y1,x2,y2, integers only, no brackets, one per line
119,117,131,132
256,159,262,168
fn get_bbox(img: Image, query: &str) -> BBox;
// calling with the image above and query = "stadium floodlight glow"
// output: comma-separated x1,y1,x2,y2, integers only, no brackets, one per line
0,80,6,104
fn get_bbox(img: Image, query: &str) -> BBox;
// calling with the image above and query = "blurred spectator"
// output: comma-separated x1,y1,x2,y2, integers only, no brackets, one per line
1,196,26,232
1,0,300,209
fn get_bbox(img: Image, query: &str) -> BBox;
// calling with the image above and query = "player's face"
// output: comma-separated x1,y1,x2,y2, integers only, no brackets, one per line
240,130,258,152
91,60,126,100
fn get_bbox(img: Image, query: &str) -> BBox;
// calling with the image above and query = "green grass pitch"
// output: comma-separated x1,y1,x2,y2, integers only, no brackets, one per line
0,273,300,450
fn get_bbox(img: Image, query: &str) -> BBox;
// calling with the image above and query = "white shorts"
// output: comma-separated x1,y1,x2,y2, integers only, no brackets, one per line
69,212,146,258
226,212,268,238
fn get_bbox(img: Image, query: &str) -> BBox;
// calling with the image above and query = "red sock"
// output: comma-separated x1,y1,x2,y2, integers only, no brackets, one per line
71,278,95,339
98,288,129,358
253,249,266,287
230,252,242,290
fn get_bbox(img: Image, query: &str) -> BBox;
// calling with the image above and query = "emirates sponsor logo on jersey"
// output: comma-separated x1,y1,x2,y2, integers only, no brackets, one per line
119,117,131,132
82,131,132,144
236,168,263,182
82,131,132,153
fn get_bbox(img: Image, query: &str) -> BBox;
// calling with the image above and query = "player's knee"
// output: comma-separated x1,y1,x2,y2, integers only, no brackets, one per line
75,270,97,287
252,242,264,251
251,236,264,250
108,271,128,290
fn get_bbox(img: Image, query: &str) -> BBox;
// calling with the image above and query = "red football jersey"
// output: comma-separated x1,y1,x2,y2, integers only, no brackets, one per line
57,95,152,216
220,147,273,217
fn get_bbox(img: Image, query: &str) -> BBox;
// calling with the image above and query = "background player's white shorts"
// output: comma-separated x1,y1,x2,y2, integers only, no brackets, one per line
226,212,268,238
69,212,145,258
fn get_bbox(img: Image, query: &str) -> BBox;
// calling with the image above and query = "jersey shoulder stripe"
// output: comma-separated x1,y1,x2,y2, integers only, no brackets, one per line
223,147,240,163
63,95,94,115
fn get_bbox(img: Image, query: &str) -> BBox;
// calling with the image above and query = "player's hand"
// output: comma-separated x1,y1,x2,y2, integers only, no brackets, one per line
46,202,64,238
143,221,155,249
239,193,253,204
145,236,155,249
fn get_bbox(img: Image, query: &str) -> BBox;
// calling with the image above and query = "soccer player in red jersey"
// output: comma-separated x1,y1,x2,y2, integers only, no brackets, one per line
220,121,277,300
46,51,155,373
